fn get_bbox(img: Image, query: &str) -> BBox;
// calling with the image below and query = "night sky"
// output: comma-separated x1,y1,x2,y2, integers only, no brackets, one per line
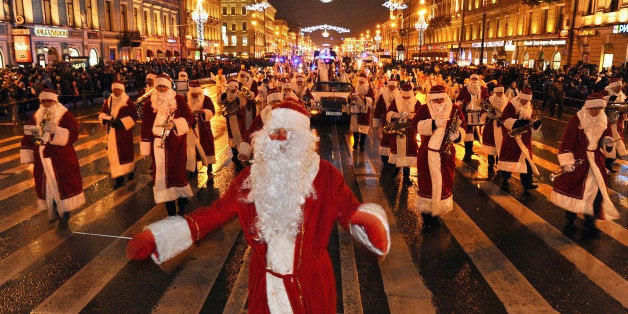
268,0,390,46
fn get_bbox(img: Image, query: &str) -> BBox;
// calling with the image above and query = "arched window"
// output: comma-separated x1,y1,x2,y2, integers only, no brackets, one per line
552,52,561,70
89,48,98,66
0,50,4,68
523,51,530,68
68,47,80,57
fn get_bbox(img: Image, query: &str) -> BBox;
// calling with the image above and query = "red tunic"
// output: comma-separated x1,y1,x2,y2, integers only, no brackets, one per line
188,95,216,165
387,99,420,166
185,160,360,313
497,102,536,174
100,96,138,177
373,93,396,156
455,86,489,140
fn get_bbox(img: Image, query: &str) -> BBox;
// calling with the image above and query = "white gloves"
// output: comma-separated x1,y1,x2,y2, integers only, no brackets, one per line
564,164,575,172
435,119,447,128
23,125,38,135
43,122,58,134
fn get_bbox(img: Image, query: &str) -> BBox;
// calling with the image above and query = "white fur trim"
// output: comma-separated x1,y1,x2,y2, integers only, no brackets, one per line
120,116,135,130
519,93,532,101
40,147,85,213
416,119,434,136
39,91,58,102
155,77,171,88
152,140,193,203
20,149,34,164
147,216,194,265
189,86,202,93
584,98,606,109
427,92,448,101
112,82,125,91
267,91,283,103
585,151,619,220
349,203,390,255
266,108,310,131
494,86,504,93
203,109,214,121
98,113,112,122
140,141,151,156
237,141,252,160
49,127,69,146
496,155,529,174
503,117,516,130
172,117,189,136
557,152,575,166
107,129,135,178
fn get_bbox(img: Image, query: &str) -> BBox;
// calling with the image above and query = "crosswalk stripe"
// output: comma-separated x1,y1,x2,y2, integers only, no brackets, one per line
0,142,21,154
0,134,88,169
222,248,251,314
0,135,22,144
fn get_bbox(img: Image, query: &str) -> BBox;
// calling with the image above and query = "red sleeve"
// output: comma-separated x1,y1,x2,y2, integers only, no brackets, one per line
559,116,579,154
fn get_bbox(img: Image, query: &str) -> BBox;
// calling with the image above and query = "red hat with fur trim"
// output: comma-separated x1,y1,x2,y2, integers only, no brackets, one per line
266,88,283,103
427,85,448,101
493,85,504,93
519,88,533,101
112,80,125,91
155,74,172,88
267,99,310,131
609,77,622,88
400,83,414,98
39,88,58,102
189,80,202,93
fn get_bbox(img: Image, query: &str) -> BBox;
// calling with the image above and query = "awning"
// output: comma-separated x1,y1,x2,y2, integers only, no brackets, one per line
146,49,154,57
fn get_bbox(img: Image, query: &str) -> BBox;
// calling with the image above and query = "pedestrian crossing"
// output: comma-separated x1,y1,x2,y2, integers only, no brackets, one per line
0,108,625,312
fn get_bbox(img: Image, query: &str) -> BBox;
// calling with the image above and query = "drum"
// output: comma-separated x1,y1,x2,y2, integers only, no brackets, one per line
467,110,483,126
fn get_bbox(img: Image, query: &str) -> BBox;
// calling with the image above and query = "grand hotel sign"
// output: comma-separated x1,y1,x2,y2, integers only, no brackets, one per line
33,27,68,38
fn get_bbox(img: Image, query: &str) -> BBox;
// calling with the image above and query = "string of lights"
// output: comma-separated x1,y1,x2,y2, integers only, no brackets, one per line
300,24,350,34
382,1,408,10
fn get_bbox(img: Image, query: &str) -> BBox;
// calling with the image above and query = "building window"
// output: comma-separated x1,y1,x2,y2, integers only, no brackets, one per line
144,11,149,34
231,6,236,15
222,6,227,15
231,35,237,46
42,0,52,25
242,22,247,31
242,7,247,15
67,1,74,27
133,7,139,31
163,14,167,36
541,9,548,34
231,23,236,31
555,6,564,33
154,13,159,35
552,52,561,70
496,18,500,37
611,0,620,11
121,5,128,31
587,0,597,15
171,16,176,36
242,36,248,46
105,0,112,30
526,12,533,35
86,0,93,28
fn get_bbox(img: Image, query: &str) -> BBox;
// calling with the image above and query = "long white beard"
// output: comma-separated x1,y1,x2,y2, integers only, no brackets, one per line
244,128,320,243
516,101,533,119
428,98,453,120
395,96,415,114
468,83,481,96
489,94,508,113
151,89,177,113
578,109,608,150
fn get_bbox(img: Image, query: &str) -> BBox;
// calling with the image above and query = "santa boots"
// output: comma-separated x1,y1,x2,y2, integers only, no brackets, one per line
487,155,496,178
58,212,70,229
359,133,366,151
583,215,600,237
500,172,511,192
177,198,188,216
402,167,412,185
353,132,359,150
113,176,125,189
463,141,474,162
421,213,441,232
165,201,177,216
563,211,577,236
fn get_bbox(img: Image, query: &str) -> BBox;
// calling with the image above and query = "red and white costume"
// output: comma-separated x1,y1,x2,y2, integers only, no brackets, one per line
237,88,283,161
413,85,467,216
480,87,508,156
455,75,489,143
387,85,420,167
373,80,399,157
98,82,137,178
221,80,248,149
238,71,259,130
497,91,540,175
349,75,374,136
140,76,194,203
603,79,627,158
21,91,85,219
185,82,216,172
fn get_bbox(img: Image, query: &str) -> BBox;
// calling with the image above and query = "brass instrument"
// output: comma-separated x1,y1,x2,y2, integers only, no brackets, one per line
219,95,241,117
238,86,251,100
382,111,411,137
479,99,505,126
605,102,628,124
133,87,156,119
550,159,584,182
157,109,174,149
508,117,541,137
32,109,51,145
440,108,461,155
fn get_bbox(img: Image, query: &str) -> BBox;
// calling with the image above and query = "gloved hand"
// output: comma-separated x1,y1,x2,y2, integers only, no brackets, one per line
449,130,461,142
349,210,390,256
512,119,528,129
435,119,447,128
109,119,124,129
23,125,38,135
564,164,576,172
126,229,157,260
43,122,58,134
532,119,542,129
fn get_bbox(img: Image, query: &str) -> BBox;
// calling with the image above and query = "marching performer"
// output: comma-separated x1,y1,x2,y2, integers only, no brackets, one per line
387,83,419,185
126,100,390,313
349,73,374,152
21,88,85,227
294,75,314,105
212,69,228,95
373,80,400,167
98,80,138,188
413,85,466,230
497,88,542,195
550,93,619,236
456,74,489,163
237,88,284,163
140,74,194,216
480,84,508,178
220,80,248,166
185,80,216,189
237,70,258,130
603,78,627,172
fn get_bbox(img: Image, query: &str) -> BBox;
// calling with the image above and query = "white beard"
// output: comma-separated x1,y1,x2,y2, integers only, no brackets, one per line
428,98,453,120
489,94,508,113
244,128,320,243
468,82,481,96
356,84,370,96
187,94,203,111
110,93,129,117
578,109,608,150
515,101,533,120
151,89,177,113
395,96,415,114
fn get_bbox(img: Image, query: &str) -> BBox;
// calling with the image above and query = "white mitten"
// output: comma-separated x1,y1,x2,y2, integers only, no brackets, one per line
23,125,38,135
43,122,58,134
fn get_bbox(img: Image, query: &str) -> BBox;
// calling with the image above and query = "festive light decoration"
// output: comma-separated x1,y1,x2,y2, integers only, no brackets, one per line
320,0,333,2
301,24,350,34
382,1,408,10
191,0,208,60
245,1,270,12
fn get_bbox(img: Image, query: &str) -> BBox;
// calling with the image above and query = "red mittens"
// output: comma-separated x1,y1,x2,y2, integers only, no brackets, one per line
349,209,390,255
126,229,157,260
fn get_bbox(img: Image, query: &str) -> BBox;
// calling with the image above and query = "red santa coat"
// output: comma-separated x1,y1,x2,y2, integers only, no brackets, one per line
550,112,619,220
186,94,216,171
455,85,489,142
497,101,540,175
239,80,258,130
20,105,85,214
349,93,373,135
480,94,507,156
237,105,273,160
140,91,194,203
373,90,398,156
98,95,137,178
386,97,420,167
220,92,248,148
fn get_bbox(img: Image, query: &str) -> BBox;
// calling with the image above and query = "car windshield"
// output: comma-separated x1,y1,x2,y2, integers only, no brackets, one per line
314,83,352,93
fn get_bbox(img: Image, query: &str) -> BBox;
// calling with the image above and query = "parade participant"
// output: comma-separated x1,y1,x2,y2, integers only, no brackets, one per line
237,88,284,163
237,70,258,130
220,79,248,165
456,74,489,163
185,80,216,189
212,69,228,95
294,75,313,104
281,79,298,100
98,80,138,189
176,70,189,94
145,72,157,91
481,84,508,178
373,80,400,167
412,85,466,229
21,88,85,227
126,99,391,313
497,88,542,195
505,81,519,100
603,78,627,172
349,73,374,152
140,74,194,216
386,83,419,185
550,93,619,235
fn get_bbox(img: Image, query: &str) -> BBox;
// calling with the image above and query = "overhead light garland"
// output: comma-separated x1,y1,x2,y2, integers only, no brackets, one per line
382,1,408,10
245,1,270,12
301,24,350,34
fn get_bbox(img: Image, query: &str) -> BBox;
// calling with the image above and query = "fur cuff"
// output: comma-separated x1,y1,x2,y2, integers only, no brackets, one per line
147,216,194,265
203,109,214,121
99,113,112,123
121,116,135,130
140,141,152,156
557,152,575,166
173,117,189,136
20,149,34,164
416,119,434,136
49,127,69,146
349,203,390,256
503,118,516,131
238,141,252,160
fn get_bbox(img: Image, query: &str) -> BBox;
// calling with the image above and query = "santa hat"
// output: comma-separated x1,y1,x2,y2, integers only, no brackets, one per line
155,74,172,88
427,85,448,101
266,99,310,131
387,80,399,87
295,75,305,83
111,80,125,91
189,80,202,93
583,93,606,109
608,78,622,88
470,74,480,80
178,71,188,80
282,79,296,91
266,88,283,103
227,80,239,91
493,85,504,93
357,73,368,83
146,73,157,81
519,88,533,101
39,88,58,102
400,83,414,98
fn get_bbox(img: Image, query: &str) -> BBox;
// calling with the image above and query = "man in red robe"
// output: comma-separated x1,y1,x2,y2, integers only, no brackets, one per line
185,80,216,189
386,83,420,185
21,88,85,227
602,78,627,172
455,74,489,163
140,74,194,216
99,80,138,188
220,80,248,166
349,73,374,152
237,88,284,163
237,70,259,130
373,80,399,168
127,100,390,313
480,85,508,178
413,85,466,230
551,93,619,236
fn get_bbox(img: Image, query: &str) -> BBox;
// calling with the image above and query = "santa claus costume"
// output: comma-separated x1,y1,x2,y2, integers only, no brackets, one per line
21,89,85,226
373,80,400,166
413,85,466,229
238,88,284,162
550,93,619,234
294,75,313,104
603,78,627,172
480,85,508,178
350,74,374,152
140,74,194,216
127,100,391,313
220,80,249,164
455,74,489,162
497,88,541,194
98,80,138,188
387,83,420,184
237,70,259,130
185,80,216,189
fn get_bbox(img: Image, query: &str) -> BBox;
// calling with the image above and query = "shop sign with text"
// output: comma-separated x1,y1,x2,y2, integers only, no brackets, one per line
523,39,566,46
13,34,32,63
34,27,68,38
612,24,628,34
575,29,597,36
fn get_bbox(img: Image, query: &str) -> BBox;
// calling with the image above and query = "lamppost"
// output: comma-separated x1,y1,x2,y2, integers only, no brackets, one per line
479,12,487,65
191,0,208,61
246,1,270,57
415,9,428,60
374,25,382,51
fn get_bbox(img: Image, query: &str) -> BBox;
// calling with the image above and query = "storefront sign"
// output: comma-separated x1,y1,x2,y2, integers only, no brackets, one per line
34,27,68,38
471,40,505,48
523,39,566,46
13,34,32,63
612,24,628,34
167,38,177,43
504,43,516,51
575,29,597,36
11,28,30,36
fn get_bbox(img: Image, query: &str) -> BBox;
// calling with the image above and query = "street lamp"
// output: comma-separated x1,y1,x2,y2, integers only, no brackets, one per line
246,1,270,57
191,0,208,61
415,10,428,61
